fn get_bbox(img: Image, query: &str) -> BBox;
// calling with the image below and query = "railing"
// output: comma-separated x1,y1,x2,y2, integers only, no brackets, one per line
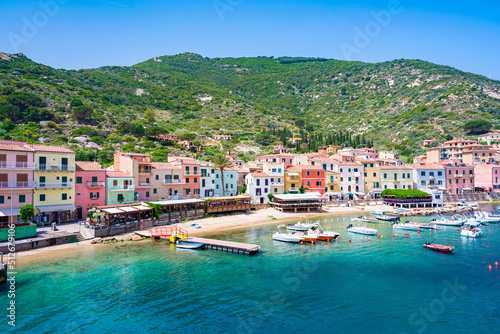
108,185,135,191
288,187,300,192
87,181,105,188
184,171,199,176
0,181,34,189
0,162,35,169
36,164,76,172
136,183,151,187
162,179,185,185
34,182,73,189
138,168,152,173
271,182,284,186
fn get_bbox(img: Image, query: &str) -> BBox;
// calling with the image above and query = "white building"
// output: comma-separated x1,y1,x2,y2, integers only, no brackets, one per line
199,161,216,197
262,163,285,195
422,188,444,206
409,164,446,191
335,162,365,199
245,172,271,204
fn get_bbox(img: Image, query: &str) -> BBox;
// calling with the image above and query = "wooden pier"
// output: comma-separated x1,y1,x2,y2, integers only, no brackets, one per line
183,237,261,255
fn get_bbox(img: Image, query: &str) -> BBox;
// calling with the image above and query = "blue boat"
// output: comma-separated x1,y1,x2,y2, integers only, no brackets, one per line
375,215,400,222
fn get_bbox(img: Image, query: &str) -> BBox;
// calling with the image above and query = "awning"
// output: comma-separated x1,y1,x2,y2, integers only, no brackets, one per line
37,204,76,213
0,208,20,216
133,205,153,211
120,206,139,213
101,208,124,214
288,173,299,176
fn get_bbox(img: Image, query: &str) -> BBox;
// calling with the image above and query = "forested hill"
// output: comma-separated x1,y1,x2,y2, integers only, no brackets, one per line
0,51,499,163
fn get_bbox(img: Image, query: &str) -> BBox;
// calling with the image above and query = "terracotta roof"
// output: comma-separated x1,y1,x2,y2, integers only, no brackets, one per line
75,161,105,171
0,143,34,152
29,144,74,153
152,162,180,170
106,171,132,178
250,172,270,177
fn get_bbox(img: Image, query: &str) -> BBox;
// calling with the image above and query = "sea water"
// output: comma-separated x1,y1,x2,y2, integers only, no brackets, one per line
1,208,500,333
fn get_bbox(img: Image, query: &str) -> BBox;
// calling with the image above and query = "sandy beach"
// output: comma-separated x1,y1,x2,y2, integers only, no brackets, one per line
15,205,392,264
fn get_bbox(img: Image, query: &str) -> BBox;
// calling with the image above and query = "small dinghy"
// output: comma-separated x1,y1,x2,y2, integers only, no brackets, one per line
423,242,454,253
375,215,400,222
267,215,276,220
352,216,378,222
176,241,204,249
346,224,378,235
392,221,420,231
190,223,201,228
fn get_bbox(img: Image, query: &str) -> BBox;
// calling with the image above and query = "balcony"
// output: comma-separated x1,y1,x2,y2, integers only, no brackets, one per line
429,176,436,180
87,181,105,188
162,179,185,185
136,183,152,188
326,180,338,185
271,182,284,186
184,171,199,176
138,167,152,174
0,162,35,170
36,164,76,172
0,181,34,189
108,185,135,191
34,182,73,189
288,187,300,192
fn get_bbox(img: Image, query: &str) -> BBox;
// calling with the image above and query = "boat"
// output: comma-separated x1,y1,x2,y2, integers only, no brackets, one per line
351,216,379,223
423,242,455,253
314,223,340,241
287,217,319,231
267,215,276,220
392,221,420,231
346,224,378,235
272,225,303,243
374,215,400,222
298,230,318,243
190,223,201,228
473,211,500,224
460,223,483,238
371,210,385,215
430,216,464,226
409,221,437,230
176,241,204,249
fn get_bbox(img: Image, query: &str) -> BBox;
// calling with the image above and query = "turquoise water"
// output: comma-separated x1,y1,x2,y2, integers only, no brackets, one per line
2,208,500,333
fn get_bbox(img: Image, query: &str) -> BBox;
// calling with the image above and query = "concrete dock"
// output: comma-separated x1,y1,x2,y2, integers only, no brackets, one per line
183,237,261,255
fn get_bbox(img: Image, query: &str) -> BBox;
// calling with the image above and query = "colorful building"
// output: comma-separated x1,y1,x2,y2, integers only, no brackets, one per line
113,152,153,202
0,141,35,224
75,161,107,219
360,160,381,197
199,161,216,198
151,162,184,201
474,164,500,192
478,132,500,145
336,162,365,198
294,165,325,195
214,168,238,197
33,145,76,224
262,162,285,195
324,170,341,200
105,171,135,205
409,164,446,191
168,157,201,198
379,166,413,191
441,162,475,194
284,166,301,193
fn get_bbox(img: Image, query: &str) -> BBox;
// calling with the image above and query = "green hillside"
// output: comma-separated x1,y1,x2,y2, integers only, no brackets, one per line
1,51,499,164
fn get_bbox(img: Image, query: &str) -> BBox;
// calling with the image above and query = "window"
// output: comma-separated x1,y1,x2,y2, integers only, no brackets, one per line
90,192,99,199
306,171,310,176
373,172,376,177
40,194,46,201
438,171,442,176
118,194,124,202
407,173,410,179
155,175,159,180
421,171,425,176
316,181,321,186
383,173,387,179
186,189,191,195
265,179,269,186
364,173,367,177
185,167,190,175
0,196,3,204
202,179,206,187
348,177,352,182
317,171,320,176
76,177,82,184
113,180,118,186
194,178,198,183
257,179,260,186
174,175,179,180
307,181,310,186
186,178,189,184
402,173,405,179
153,188,157,194
194,167,198,175
340,177,343,181
354,168,358,172
146,191,150,197
62,193,67,200
340,169,343,173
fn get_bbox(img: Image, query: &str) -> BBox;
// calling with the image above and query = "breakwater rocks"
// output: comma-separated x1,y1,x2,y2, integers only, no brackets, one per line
398,206,474,217
90,235,144,244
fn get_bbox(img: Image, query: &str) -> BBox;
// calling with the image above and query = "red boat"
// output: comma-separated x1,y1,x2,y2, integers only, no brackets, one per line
423,242,455,253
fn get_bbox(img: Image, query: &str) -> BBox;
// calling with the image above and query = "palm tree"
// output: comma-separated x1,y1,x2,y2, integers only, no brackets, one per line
211,153,233,197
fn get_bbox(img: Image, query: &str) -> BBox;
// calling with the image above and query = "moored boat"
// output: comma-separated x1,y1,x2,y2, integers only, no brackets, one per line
346,224,378,235
460,223,483,238
272,225,303,243
371,210,385,215
409,221,437,230
392,221,420,231
176,241,204,249
299,230,318,243
423,242,455,253
352,216,379,223
287,217,319,231
375,215,400,222
267,215,276,220
431,216,463,226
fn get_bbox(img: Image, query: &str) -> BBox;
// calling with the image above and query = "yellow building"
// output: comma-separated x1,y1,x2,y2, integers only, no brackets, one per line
361,160,381,195
284,167,301,193
379,166,413,190
32,145,76,224
324,170,341,193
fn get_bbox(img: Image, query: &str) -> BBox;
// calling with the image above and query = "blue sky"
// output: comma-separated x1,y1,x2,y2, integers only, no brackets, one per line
1,0,499,80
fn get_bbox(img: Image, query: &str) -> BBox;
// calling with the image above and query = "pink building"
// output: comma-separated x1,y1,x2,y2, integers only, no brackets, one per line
255,154,294,165
474,164,500,192
294,165,325,195
441,162,475,194
0,141,35,224
112,152,153,202
75,161,107,219
168,157,201,198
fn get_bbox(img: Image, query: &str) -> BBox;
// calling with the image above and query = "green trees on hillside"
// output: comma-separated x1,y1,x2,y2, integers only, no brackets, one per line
463,119,492,134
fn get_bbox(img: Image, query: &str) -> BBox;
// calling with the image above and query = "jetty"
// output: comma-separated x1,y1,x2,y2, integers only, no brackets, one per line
182,237,261,255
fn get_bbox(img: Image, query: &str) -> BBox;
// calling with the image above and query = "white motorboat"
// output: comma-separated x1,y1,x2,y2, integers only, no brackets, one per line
392,222,420,231
371,209,385,215
315,223,340,241
272,225,303,243
474,211,500,224
176,241,204,249
412,222,437,230
430,216,463,226
460,223,483,238
346,224,378,235
286,217,319,231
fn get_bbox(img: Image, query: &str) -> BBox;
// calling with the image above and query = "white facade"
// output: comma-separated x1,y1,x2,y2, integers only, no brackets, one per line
263,163,285,195
335,163,365,197
245,173,271,204
422,188,444,206
200,162,216,198
411,166,446,191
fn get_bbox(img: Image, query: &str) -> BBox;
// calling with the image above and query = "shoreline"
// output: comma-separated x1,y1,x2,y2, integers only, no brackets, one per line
14,206,371,265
